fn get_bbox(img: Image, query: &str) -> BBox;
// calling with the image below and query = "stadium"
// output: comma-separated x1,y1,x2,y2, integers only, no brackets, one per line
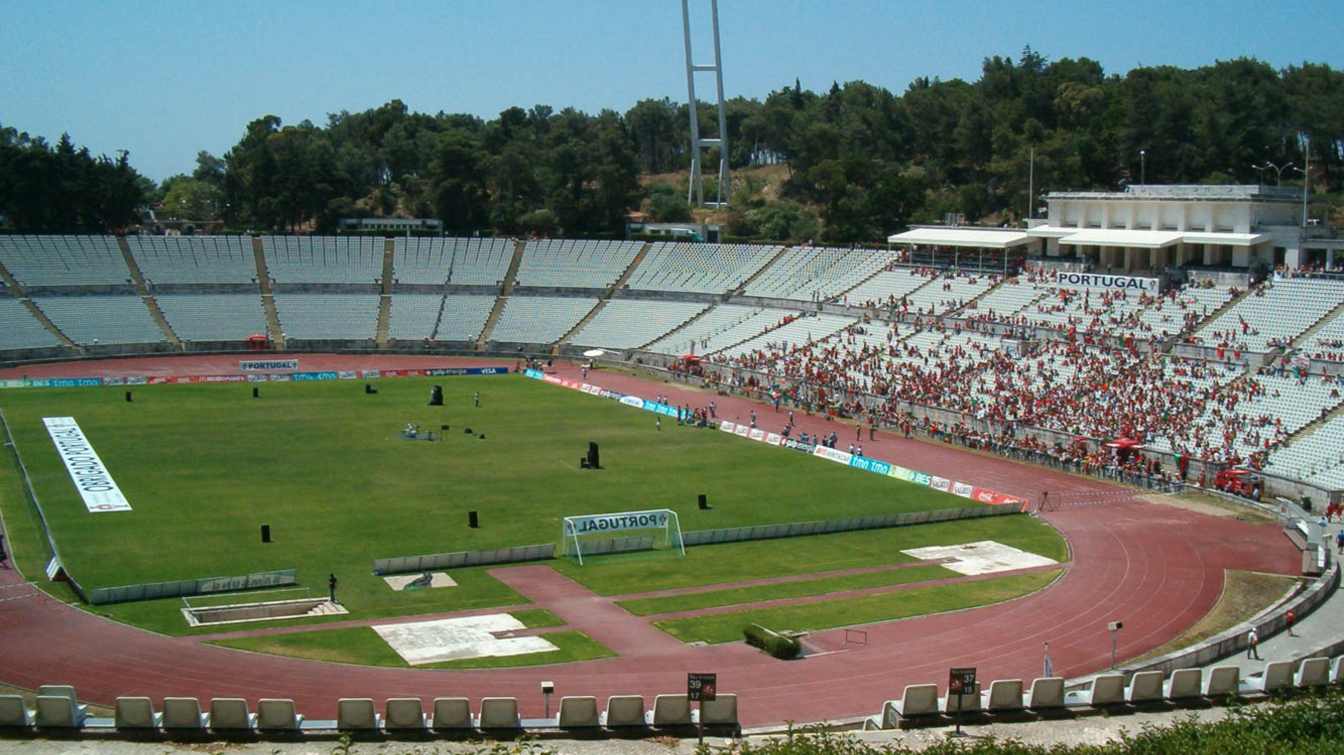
2,3,1344,751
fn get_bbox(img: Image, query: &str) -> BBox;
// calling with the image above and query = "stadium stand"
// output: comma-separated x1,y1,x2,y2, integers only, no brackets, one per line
716,312,858,360
262,236,384,284
1265,414,1344,487
1308,308,1344,362
489,296,598,343
645,304,796,355
391,237,515,286
434,295,498,341
516,239,642,288
0,298,63,349
155,294,267,341
844,268,940,308
272,294,380,340
569,299,708,348
387,294,443,341
744,246,899,301
127,235,258,284
624,242,781,294
0,235,131,287
34,296,164,344
1196,277,1344,352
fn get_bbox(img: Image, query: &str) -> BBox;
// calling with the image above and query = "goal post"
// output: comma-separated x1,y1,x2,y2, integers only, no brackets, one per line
561,508,686,565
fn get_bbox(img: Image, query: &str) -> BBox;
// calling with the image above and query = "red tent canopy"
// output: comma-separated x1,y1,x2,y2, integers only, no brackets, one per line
1105,437,1143,449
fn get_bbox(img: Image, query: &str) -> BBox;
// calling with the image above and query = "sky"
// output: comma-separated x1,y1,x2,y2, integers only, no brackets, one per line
3,0,1342,183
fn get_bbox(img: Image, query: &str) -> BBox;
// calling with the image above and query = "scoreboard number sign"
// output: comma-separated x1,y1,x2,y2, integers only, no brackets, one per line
948,667,977,695
688,672,717,701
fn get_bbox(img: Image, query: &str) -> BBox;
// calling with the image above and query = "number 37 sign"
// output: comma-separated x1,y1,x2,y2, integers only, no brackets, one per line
688,672,717,701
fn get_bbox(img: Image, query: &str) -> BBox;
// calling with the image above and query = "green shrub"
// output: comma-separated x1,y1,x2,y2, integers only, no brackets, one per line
743,623,801,659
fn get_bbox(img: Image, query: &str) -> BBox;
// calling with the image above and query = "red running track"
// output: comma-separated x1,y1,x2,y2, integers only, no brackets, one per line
0,355,1299,727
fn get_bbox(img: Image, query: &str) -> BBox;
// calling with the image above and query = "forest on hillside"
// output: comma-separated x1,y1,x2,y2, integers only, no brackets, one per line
2,49,1343,241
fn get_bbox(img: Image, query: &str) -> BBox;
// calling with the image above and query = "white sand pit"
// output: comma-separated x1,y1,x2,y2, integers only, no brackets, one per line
903,540,1057,576
383,572,458,591
372,614,558,665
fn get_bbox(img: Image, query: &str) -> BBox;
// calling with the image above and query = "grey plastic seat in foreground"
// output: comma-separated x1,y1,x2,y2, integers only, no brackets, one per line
256,699,303,731
1070,674,1125,708
1024,677,1064,711
1162,669,1203,701
880,684,939,727
35,695,86,729
557,696,600,728
602,695,646,727
941,687,982,714
337,698,381,731
162,697,209,730
478,697,520,729
210,698,256,731
1295,657,1330,688
1240,661,1293,695
1125,671,1165,704
36,685,78,704
431,697,472,730
1331,657,1344,685
0,695,33,729
648,694,692,727
700,694,738,727
114,697,162,730
980,679,1024,712
1203,666,1239,697
384,698,428,730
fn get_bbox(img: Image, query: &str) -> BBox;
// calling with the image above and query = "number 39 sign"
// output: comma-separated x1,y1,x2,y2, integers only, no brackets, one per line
688,672,717,701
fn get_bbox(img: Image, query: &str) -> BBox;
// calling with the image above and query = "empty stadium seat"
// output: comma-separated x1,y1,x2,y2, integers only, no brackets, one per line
209,698,256,731
383,697,428,730
336,698,381,731
114,697,161,730
34,694,86,730
1295,657,1330,689
1202,666,1240,698
1331,657,1344,685
557,696,600,728
878,684,939,727
648,694,692,727
980,679,1024,713
1162,669,1203,701
256,698,303,731
602,695,646,727
161,697,208,730
1240,661,1294,695
477,697,520,729
1024,677,1065,712
1069,674,1125,708
431,697,472,730
0,695,32,729
940,687,982,714
1124,671,1165,704
699,693,738,728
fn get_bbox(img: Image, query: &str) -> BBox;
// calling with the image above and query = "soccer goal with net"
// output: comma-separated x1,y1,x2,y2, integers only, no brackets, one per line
561,508,686,565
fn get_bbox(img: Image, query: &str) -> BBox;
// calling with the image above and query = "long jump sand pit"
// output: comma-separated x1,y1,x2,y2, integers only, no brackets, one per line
903,540,1057,575
372,614,557,665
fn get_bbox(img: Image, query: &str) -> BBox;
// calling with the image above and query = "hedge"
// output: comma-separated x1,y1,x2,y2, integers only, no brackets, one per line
743,623,801,660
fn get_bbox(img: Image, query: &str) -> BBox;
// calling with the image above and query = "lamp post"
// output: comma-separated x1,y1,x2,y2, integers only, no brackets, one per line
1139,149,1147,185
1292,135,1311,227
1252,161,1294,186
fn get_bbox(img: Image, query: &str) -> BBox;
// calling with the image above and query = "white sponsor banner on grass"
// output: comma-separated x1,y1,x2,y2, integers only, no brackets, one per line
239,359,299,372
42,417,131,513
719,420,735,432
812,445,854,465
564,510,670,535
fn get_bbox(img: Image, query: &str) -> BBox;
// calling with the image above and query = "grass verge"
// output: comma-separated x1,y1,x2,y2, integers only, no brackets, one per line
654,569,1062,644
1132,570,1301,663
616,564,957,616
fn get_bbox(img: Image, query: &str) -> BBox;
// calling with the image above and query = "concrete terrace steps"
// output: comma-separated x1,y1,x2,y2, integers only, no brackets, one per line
946,276,1006,318
1289,297,1344,352
116,237,182,349
733,244,795,295
252,238,284,348
1191,284,1254,337
610,242,652,294
0,258,79,350
374,239,396,348
1279,396,1344,449
475,240,526,350
835,263,896,302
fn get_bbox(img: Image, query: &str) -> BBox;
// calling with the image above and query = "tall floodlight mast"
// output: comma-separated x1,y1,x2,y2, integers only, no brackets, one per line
681,0,730,207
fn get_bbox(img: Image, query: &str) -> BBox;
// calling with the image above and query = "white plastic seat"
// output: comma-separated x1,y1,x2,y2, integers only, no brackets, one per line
114,697,161,730
647,694,692,727
256,698,303,731
1331,656,1344,684
602,695,646,727
1125,671,1165,704
162,697,208,730
431,697,472,730
1076,674,1125,708
0,695,33,729
1203,666,1240,697
1295,657,1330,688
1163,669,1203,701
941,687,982,714
336,698,381,731
478,697,520,729
557,696,599,728
383,698,428,730
882,684,939,727
1025,677,1065,711
34,695,86,729
209,698,256,731
700,694,738,727
980,679,1024,713
1241,661,1294,695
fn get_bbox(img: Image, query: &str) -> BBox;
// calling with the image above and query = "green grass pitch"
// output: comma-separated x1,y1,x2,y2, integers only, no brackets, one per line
0,374,1049,636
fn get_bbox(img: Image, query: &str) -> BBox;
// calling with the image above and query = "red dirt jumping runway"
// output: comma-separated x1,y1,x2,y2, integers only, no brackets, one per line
0,354,1299,727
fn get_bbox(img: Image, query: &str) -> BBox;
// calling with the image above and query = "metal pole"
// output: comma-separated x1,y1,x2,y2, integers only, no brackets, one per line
1027,147,1034,220
680,0,702,207
1302,135,1310,227
1140,150,1146,185
710,0,730,205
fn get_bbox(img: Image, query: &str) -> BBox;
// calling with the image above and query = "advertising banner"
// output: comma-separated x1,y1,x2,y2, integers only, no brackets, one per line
734,424,750,436
748,428,766,441
239,359,299,372
563,509,670,536
766,433,782,446
291,371,338,381
620,395,645,408
929,475,950,491
720,420,735,432
952,481,975,498
43,417,132,513
1056,272,1159,293
813,445,854,465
